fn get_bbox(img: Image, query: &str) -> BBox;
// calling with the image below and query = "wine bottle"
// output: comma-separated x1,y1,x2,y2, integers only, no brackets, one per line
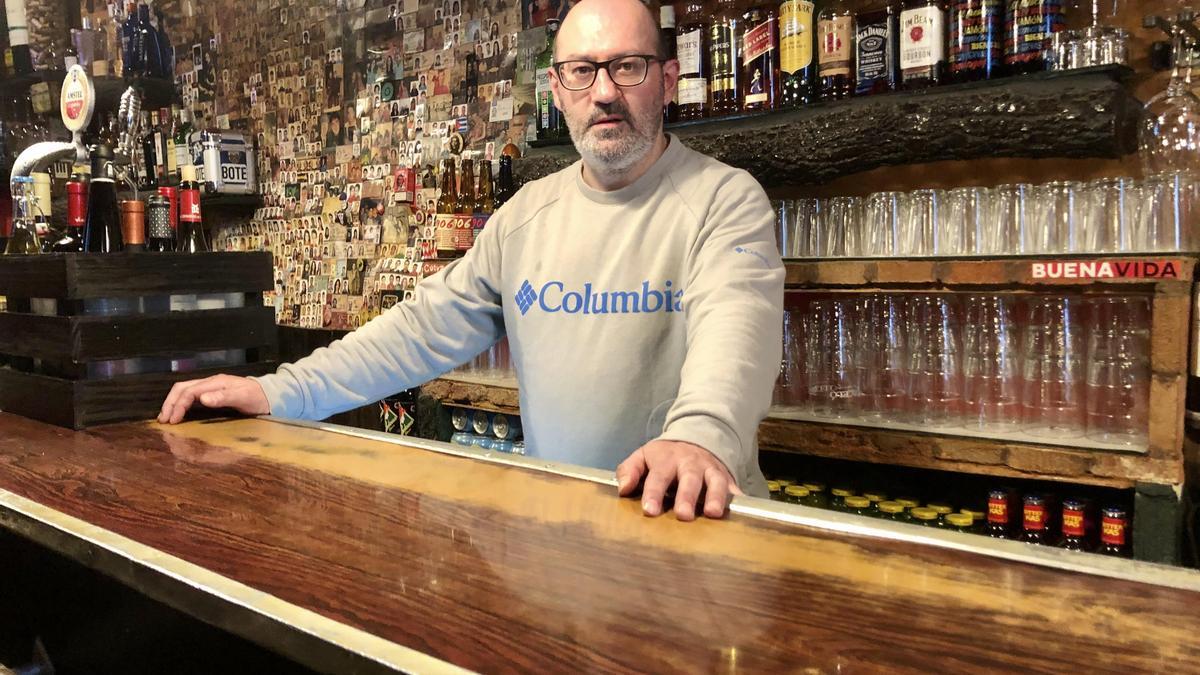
82,145,124,253
176,164,207,252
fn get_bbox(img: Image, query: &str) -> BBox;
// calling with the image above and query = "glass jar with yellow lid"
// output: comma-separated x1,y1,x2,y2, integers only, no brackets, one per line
802,482,829,509
877,500,908,522
844,495,872,517
863,492,887,513
946,512,974,533
767,480,782,501
830,488,855,511
783,485,812,505
910,507,939,527
960,509,986,533
895,498,920,512
928,503,954,527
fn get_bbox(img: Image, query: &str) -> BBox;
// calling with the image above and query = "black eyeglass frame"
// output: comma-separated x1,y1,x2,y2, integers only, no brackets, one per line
551,54,664,91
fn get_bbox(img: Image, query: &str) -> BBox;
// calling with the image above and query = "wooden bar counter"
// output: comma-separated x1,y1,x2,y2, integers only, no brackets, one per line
0,412,1198,673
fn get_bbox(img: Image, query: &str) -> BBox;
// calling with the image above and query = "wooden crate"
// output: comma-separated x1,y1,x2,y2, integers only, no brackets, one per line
0,253,277,429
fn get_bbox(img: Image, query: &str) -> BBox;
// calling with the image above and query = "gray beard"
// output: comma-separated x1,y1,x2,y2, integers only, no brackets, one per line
567,104,663,177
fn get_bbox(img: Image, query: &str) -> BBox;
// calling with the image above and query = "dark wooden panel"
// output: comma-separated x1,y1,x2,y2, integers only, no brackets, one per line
74,306,278,360
0,255,68,299
0,307,277,362
0,312,73,360
0,363,275,429
0,414,1197,673
518,66,1141,187
66,253,273,298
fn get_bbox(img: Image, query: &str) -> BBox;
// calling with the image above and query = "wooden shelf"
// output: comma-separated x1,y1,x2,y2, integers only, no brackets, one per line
784,254,1197,289
758,416,1175,490
516,65,1139,187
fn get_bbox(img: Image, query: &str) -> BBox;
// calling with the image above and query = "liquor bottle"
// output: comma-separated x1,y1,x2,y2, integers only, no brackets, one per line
174,105,194,174
1003,0,1064,75
779,0,816,107
146,193,174,252
661,5,680,123
709,0,742,117
457,158,476,216
435,157,458,258
122,2,142,76
142,110,162,188
138,4,162,77
741,1,780,112
52,170,89,252
4,177,40,255
83,145,124,253
949,0,1002,81
676,0,710,120
855,1,900,95
535,19,566,140
153,5,174,77
476,159,495,215
5,0,33,75
31,172,51,251
1098,507,1130,557
1019,494,1047,545
899,0,948,89
818,0,854,100
176,164,207,252
1057,498,1088,551
494,155,515,208
160,106,176,182
985,489,1011,539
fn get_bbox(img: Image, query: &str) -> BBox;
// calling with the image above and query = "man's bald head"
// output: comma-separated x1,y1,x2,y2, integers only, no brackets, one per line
555,0,663,61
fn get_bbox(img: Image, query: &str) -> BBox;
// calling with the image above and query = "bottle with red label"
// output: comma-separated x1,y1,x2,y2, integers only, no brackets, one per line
176,164,208,252
985,488,1011,539
741,1,780,112
1099,507,1130,557
1057,498,1088,551
899,0,947,90
1019,493,1048,545
52,169,90,252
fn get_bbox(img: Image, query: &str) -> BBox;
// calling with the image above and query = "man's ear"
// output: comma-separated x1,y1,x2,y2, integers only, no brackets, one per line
661,58,680,107
547,66,565,113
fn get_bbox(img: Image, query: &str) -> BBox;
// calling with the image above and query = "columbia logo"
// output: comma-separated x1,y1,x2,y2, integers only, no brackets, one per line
515,280,537,315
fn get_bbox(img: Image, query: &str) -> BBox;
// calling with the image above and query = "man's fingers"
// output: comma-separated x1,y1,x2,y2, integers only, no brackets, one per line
702,467,732,519
673,467,704,522
615,448,646,497
640,464,676,517
161,378,228,424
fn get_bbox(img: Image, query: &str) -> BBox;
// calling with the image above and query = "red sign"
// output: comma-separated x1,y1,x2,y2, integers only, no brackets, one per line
1029,260,1182,281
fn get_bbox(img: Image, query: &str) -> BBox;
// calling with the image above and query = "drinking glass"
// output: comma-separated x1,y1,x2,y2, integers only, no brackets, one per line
989,183,1028,255
1078,177,1130,253
824,197,862,258
793,198,822,257
777,308,807,408
906,294,963,426
773,200,792,257
944,187,988,256
809,298,861,419
1022,296,1086,438
1086,296,1150,447
1026,182,1079,254
900,189,938,257
962,295,1021,431
862,192,901,257
857,294,908,420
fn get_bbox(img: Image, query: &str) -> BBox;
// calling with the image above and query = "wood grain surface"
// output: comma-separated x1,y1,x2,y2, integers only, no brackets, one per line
0,412,1198,673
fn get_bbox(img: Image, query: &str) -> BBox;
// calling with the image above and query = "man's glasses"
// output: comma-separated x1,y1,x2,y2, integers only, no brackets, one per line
553,55,662,91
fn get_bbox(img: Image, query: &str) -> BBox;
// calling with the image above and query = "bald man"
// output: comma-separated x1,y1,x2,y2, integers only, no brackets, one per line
160,0,783,521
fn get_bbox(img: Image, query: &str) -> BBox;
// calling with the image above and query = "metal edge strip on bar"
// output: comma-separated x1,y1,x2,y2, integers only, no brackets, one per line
267,416,1200,594
0,487,474,675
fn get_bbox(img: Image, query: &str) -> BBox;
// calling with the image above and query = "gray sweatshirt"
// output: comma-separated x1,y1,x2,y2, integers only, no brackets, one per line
255,135,784,495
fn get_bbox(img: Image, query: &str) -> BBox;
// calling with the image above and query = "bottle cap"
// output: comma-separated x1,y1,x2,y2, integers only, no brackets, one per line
878,501,905,514
802,482,825,493
784,485,811,498
947,513,974,528
896,498,920,509
119,199,146,245
863,493,887,503
844,496,870,509
910,507,938,521
831,488,854,498
766,480,780,493
928,503,954,515
181,164,198,182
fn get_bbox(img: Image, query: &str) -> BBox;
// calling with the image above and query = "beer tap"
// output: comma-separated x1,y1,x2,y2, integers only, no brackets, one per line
116,85,143,164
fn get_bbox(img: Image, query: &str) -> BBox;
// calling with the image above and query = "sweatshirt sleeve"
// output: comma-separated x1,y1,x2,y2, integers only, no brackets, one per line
656,170,784,486
253,216,506,421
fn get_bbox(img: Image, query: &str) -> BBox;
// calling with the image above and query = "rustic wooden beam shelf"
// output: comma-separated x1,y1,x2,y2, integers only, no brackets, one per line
517,66,1139,187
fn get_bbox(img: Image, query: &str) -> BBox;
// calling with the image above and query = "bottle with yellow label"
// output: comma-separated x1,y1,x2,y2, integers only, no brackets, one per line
779,0,815,106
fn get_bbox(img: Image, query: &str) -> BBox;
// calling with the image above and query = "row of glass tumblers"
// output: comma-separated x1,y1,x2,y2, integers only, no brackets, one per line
773,293,1151,447
773,173,1199,258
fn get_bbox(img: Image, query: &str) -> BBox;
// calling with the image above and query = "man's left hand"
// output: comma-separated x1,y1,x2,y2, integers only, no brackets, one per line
616,440,742,521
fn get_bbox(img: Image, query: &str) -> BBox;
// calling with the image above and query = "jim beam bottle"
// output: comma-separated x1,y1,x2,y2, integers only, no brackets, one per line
676,0,709,120
708,0,742,116
779,0,816,107
740,1,779,112
900,0,948,89
818,0,854,100
949,0,1003,81
855,2,900,95
436,157,458,258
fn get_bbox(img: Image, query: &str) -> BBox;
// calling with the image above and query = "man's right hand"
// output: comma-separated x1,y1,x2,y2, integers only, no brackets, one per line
158,375,271,424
